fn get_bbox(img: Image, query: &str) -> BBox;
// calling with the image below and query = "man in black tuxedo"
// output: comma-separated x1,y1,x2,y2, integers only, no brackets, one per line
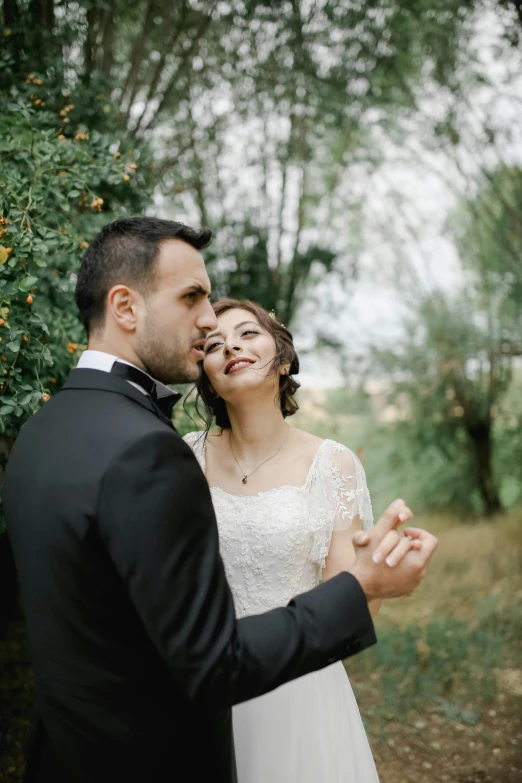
4,218,438,783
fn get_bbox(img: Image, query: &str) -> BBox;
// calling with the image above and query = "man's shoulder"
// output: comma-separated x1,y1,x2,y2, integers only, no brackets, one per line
8,383,183,483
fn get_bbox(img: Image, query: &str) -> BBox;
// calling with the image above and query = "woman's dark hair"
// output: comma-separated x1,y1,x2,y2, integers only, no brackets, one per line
75,217,212,335
195,298,300,431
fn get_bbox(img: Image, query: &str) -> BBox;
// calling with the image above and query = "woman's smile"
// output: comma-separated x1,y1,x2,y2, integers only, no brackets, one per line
225,357,256,374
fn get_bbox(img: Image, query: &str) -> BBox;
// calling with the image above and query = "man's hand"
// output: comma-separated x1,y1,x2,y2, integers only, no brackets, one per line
348,499,438,601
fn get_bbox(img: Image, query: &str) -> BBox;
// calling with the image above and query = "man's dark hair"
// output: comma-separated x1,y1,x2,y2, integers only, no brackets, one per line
75,217,212,335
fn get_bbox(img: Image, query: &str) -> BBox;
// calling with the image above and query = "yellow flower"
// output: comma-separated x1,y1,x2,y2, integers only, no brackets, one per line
122,173,130,182
129,163,138,170
0,246,9,265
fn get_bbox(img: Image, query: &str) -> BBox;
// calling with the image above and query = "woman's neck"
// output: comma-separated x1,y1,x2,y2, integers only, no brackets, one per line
225,398,289,464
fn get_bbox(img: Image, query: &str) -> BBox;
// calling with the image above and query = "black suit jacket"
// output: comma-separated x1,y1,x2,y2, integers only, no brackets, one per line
4,369,376,783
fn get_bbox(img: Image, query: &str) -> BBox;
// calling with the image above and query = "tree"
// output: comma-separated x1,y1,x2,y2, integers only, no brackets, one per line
2,0,483,324
372,166,522,516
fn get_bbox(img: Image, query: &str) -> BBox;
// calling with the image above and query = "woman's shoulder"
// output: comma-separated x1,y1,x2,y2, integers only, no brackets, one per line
182,430,207,448
292,429,357,458
183,429,227,451
292,429,363,477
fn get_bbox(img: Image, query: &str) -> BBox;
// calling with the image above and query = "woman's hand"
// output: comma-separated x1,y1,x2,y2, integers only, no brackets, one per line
349,500,438,602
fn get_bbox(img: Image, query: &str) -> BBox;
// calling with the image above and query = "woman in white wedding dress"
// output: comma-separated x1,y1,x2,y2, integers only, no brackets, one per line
183,298,382,783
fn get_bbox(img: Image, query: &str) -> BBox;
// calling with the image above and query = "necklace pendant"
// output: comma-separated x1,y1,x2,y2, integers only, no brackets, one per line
242,476,248,485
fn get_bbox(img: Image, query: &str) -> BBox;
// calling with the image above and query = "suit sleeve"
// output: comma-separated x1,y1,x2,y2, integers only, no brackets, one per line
97,430,376,709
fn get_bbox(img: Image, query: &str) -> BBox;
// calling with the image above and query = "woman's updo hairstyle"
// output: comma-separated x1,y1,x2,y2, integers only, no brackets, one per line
196,298,300,430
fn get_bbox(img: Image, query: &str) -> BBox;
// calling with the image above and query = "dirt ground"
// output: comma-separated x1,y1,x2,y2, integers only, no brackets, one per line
368,694,522,783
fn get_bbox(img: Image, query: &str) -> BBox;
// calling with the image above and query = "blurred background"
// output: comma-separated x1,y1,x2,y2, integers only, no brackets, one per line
0,1,521,781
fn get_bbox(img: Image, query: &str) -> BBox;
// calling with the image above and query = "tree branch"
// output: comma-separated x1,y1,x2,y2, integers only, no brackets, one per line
130,1,189,133
120,0,157,115
137,4,217,134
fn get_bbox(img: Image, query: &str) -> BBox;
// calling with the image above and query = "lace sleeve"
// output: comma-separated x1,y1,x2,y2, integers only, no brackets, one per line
309,441,374,569
182,431,207,473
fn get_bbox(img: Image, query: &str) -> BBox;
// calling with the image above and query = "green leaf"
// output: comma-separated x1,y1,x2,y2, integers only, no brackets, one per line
18,276,38,292
31,391,43,407
6,341,20,352
0,406,13,416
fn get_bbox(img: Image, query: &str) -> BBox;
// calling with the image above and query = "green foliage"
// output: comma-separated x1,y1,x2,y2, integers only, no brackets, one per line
349,595,521,720
0,23,153,533
0,70,149,435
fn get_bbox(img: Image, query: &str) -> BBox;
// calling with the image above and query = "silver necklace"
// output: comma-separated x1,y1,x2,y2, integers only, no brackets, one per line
229,426,290,484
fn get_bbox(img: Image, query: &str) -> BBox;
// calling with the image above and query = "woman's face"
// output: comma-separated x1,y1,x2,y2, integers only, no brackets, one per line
202,308,280,402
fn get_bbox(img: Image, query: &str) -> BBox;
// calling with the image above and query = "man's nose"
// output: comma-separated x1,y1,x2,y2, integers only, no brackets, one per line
196,298,218,333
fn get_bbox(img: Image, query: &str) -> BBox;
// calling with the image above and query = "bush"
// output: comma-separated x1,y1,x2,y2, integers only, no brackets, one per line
0,49,153,532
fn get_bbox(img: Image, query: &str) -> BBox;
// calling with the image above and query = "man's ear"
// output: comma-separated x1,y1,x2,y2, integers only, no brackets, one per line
107,285,140,332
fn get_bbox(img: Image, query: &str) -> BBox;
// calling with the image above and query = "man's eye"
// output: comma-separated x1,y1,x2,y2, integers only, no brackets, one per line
185,292,198,301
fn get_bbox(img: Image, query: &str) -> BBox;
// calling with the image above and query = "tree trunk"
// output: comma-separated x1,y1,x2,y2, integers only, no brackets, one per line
2,0,24,76
2,0,20,26
467,421,503,515
100,10,115,77
84,4,97,83
25,0,57,66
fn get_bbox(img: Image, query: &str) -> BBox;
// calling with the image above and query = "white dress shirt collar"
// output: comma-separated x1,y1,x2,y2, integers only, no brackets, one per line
76,350,173,398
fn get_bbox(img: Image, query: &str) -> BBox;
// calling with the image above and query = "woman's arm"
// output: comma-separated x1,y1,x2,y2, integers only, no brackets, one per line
323,523,382,618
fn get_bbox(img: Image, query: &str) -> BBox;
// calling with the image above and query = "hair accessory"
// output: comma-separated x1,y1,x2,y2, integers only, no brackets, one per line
269,309,286,329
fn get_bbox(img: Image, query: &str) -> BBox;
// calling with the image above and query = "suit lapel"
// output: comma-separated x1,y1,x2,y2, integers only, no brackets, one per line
62,368,172,425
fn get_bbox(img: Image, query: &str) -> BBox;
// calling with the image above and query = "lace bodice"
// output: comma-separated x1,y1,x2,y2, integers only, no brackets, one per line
183,433,374,619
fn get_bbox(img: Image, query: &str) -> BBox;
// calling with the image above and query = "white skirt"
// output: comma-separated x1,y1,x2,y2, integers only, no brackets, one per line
232,661,380,782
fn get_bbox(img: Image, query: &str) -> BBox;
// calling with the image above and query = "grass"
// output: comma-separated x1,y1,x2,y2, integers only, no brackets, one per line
346,509,522,783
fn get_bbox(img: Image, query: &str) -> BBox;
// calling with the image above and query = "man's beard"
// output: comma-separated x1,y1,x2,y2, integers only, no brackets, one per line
137,323,199,386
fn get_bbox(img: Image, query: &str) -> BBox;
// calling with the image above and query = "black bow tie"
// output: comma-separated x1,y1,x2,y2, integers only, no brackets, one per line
110,362,182,423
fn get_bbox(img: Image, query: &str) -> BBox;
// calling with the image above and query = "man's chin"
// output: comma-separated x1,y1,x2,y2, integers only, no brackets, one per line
166,359,200,386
